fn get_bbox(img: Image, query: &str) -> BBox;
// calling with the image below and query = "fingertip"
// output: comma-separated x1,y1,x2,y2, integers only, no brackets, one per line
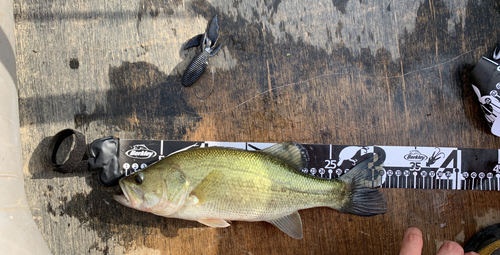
404,227,424,245
437,241,464,255
400,227,423,255
405,227,423,237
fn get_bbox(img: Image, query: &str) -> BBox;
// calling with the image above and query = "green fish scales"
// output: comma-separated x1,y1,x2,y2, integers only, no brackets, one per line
172,147,348,221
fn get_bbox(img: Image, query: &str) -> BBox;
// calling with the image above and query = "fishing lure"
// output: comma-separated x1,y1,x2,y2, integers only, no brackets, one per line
182,15,221,87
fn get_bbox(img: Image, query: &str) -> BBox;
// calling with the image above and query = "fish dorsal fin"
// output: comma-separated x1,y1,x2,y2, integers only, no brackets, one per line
197,218,230,228
267,211,303,239
261,141,309,170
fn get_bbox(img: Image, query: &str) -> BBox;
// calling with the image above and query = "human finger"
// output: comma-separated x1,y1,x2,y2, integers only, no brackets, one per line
436,241,467,255
399,227,424,255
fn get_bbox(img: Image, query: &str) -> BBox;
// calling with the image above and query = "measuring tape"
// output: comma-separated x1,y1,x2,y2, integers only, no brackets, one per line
46,130,500,190
112,139,500,191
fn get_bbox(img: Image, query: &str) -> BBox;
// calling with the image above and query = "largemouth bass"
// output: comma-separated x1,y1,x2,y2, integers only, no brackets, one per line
114,142,387,239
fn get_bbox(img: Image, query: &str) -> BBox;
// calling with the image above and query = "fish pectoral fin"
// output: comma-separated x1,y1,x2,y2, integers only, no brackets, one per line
261,142,309,170
197,218,230,228
266,211,303,239
191,170,225,204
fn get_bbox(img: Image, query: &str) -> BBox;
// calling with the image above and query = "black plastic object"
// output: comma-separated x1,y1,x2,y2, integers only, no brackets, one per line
181,35,222,87
206,14,220,46
46,129,123,186
88,137,121,186
46,129,88,173
183,34,204,50
183,15,219,50
181,15,221,87
470,45,500,136
464,223,500,254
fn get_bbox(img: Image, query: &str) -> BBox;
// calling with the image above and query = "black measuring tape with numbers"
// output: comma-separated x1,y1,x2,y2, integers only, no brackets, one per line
45,47,500,189
95,140,500,191
46,130,500,190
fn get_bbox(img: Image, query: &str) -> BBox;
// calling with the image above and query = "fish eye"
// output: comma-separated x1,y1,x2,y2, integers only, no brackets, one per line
134,172,144,185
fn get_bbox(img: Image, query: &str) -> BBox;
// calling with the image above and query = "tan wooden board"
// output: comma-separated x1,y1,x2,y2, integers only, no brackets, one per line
14,0,500,254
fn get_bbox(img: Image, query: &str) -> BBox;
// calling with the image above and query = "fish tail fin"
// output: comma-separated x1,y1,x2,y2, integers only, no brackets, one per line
337,154,387,216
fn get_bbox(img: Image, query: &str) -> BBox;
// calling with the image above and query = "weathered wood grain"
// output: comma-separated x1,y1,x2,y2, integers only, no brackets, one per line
14,0,500,254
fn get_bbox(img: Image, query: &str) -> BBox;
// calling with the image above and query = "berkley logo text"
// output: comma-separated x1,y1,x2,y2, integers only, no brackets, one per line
125,145,157,159
404,150,428,161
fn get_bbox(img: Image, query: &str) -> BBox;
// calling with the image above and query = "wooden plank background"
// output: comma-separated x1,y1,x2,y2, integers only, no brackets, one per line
13,0,500,254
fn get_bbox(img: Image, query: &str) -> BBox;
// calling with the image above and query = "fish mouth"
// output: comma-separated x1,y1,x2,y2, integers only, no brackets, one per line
114,180,135,208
